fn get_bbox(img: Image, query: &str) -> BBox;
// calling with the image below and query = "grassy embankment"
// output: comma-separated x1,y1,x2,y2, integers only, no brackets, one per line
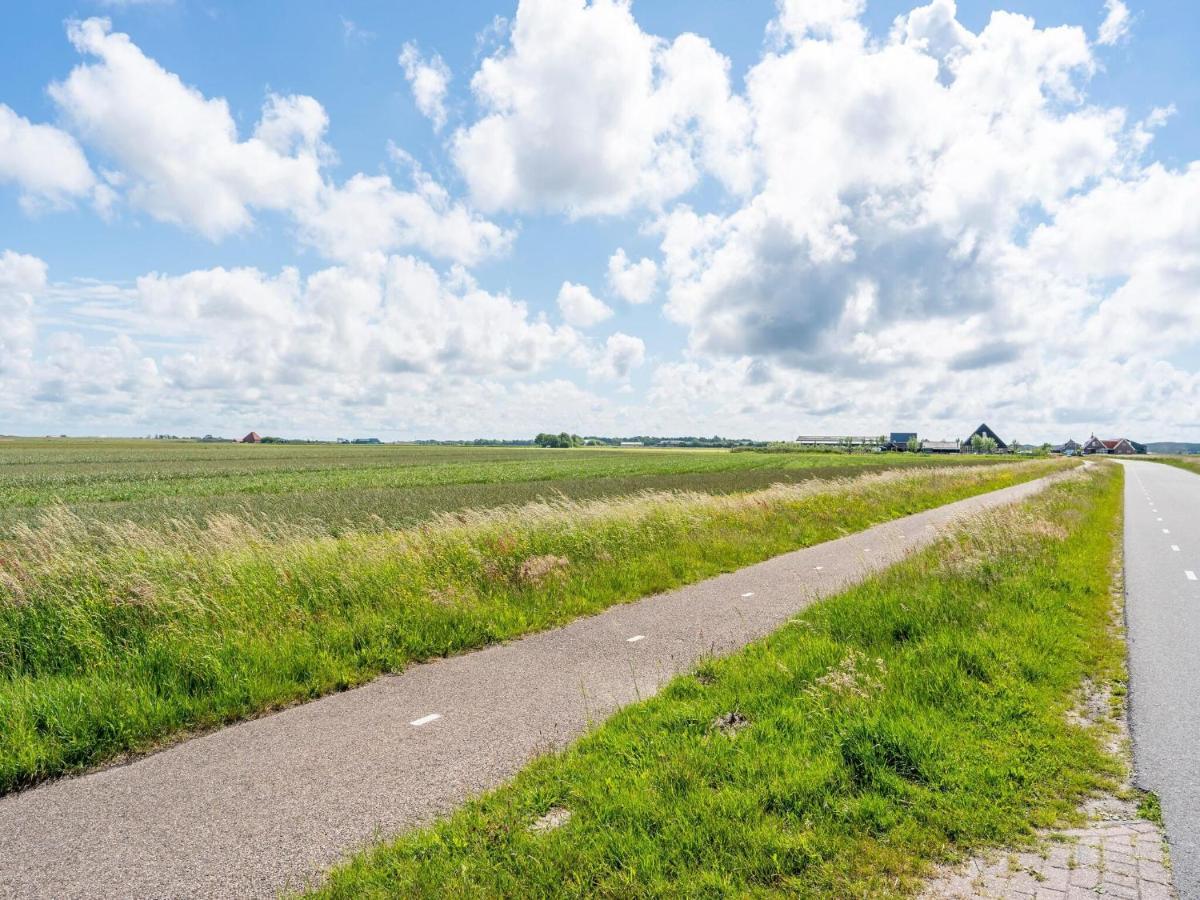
0,459,1063,793
314,462,1123,899
0,439,1009,534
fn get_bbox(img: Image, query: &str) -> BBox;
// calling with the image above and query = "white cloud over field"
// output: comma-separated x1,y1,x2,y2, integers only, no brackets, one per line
0,251,651,433
48,18,509,265
2,1,1199,439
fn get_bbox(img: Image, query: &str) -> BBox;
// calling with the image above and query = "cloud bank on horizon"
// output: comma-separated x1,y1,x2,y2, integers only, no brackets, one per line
1,0,1197,440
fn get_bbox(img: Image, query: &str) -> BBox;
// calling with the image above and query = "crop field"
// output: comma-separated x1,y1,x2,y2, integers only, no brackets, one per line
0,437,1063,793
0,439,1006,534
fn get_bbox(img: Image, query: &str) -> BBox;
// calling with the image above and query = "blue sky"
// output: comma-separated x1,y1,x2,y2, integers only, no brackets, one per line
1,0,1198,441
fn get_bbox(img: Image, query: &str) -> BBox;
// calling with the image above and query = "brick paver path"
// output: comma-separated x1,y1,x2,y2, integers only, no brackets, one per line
922,794,1173,899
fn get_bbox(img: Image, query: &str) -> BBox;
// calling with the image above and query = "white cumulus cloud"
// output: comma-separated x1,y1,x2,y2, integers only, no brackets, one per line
556,281,613,328
1098,0,1132,46
606,248,658,304
594,332,646,380
453,0,751,215
47,18,509,266
658,0,1120,377
399,42,452,131
0,250,48,377
50,17,326,238
0,104,97,210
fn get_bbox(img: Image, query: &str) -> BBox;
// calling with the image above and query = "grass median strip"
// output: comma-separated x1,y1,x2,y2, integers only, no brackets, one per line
0,459,1064,794
311,461,1119,899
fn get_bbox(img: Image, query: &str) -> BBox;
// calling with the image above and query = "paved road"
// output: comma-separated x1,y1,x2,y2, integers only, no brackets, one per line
1120,459,1200,898
0,470,1067,899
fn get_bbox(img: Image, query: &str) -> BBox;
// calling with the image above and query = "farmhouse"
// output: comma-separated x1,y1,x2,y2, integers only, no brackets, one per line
1082,435,1144,455
240,431,262,444
1053,439,1081,455
921,439,961,453
963,423,1007,451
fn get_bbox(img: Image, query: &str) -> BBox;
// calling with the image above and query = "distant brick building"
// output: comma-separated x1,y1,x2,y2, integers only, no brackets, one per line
241,431,262,444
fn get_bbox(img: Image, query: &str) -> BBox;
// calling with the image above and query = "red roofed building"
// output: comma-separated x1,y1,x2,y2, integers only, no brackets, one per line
1082,435,1139,455
241,431,262,444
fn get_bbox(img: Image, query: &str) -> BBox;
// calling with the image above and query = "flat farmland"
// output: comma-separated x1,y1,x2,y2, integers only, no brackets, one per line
0,437,1053,792
0,439,1003,534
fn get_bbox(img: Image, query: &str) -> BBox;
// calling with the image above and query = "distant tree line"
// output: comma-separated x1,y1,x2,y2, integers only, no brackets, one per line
584,435,765,448
409,438,532,446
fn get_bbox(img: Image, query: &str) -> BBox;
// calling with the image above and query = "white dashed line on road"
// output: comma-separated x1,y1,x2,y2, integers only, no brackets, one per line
1172,545,1181,552
626,635,645,643
1188,571,1198,582
409,714,441,727
740,592,755,598
1164,529,1171,534
814,566,824,571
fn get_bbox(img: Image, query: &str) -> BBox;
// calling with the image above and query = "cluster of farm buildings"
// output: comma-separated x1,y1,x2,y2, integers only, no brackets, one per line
795,424,1148,455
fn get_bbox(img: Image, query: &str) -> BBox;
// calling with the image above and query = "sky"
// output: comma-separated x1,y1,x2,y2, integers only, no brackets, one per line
1,0,1198,442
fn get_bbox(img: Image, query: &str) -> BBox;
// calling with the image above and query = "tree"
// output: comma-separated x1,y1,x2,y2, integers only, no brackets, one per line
969,434,997,454
906,436,921,453
534,432,582,448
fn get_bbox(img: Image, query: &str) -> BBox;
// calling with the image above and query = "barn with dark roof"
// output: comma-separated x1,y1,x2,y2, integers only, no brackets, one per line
963,422,1007,451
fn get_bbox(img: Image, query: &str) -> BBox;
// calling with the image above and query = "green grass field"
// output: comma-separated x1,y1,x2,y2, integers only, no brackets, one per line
313,462,1122,899
0,443,1063,793
0,439,1009,534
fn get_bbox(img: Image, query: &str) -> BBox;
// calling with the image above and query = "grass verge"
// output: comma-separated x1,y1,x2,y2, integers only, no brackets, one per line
0,460,1064,794
311,461,1121,899
1145,456,1200,478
